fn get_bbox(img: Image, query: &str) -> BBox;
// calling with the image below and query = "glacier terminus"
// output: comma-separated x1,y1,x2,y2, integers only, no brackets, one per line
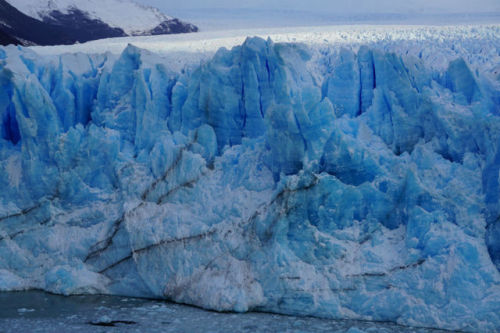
0,25,500,332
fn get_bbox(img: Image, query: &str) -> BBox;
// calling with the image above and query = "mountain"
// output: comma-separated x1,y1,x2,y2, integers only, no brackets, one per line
0,28,21,46
0,0,198,46
0,0,125,46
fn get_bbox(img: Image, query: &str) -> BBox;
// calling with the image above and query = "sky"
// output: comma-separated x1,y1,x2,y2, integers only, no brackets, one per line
137,0,500,30
141,0,500,14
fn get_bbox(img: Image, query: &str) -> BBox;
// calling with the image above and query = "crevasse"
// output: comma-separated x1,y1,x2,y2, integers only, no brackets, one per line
0,37,499,332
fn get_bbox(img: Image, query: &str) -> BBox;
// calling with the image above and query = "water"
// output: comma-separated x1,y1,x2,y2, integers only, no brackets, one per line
0,291,451,333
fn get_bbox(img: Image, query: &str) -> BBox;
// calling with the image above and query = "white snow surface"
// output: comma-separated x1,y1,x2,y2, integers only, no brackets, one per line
5,0,173,35
29,24,500,71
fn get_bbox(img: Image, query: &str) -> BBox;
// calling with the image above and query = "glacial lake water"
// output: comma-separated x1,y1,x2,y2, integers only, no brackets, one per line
0,291,451,333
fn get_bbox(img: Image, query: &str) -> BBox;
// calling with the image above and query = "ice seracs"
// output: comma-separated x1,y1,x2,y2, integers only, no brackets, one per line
0,25,499,332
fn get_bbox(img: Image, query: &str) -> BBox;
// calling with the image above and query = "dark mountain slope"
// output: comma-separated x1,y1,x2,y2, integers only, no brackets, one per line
0,28,20,45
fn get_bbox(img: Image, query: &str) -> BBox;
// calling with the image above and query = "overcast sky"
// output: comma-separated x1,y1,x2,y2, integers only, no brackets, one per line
135,0,500,31
140,0,500,14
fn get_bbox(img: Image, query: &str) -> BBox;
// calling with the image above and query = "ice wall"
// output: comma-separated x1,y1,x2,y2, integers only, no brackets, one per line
0,36,500,332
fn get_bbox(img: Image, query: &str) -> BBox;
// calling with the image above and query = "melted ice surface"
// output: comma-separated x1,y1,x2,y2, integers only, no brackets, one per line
0,292,449,333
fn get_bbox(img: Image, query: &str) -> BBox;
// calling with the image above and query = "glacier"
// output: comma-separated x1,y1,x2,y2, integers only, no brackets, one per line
1,25,500,332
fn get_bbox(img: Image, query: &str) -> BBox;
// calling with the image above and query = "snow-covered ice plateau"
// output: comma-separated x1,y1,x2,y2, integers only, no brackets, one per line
0,24,500,332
